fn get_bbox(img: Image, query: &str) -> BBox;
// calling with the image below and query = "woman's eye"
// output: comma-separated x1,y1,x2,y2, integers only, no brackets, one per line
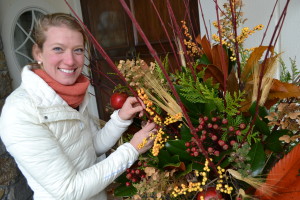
74,48,84,54
53,47,63,52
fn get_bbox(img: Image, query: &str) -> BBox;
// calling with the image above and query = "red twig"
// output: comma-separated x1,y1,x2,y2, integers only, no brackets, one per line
198,0,209,41
212,0,231,21
274,10,287,46
183,0,197,42
150,0,181,70
229,0,242,88
260,0,279,46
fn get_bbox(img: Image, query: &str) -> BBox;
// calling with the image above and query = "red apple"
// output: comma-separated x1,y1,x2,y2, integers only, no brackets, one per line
197,187,223,200
110,92,128,109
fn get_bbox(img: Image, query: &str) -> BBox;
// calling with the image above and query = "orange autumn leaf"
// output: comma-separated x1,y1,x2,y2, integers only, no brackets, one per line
241,78,300,111
268,79,300,99
241,46,271,82
211,44,229,72
196,35,213,62
255,144,300,200
196,35,229,88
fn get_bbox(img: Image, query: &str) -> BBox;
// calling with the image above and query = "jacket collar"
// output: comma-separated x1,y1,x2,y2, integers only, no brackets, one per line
21,65,90,122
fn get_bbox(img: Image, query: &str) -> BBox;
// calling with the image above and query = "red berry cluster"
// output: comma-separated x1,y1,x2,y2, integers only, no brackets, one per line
185,141,201,157
185,115,247,157
125,161,147,187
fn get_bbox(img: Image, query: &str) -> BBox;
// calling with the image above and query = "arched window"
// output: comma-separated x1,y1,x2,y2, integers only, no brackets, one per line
13,9,46,68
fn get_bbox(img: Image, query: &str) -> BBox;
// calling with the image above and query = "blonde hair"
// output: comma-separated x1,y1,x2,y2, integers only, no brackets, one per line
34,13,88,49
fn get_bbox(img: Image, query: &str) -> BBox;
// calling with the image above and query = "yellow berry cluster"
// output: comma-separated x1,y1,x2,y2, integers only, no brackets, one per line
181,20,202,57
138,138,148,149
178,123,183,128
171,182,203,197
153,115,162,126
215,166,233,194
236,25,264,44
151,128,167,156
203,158,211,173
212,24,264,62
138,132,156,149
164,113,183,126
171,163,212,198
137,88,155,116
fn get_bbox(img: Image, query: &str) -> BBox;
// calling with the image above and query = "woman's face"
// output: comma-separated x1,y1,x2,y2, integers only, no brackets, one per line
35,25,85,85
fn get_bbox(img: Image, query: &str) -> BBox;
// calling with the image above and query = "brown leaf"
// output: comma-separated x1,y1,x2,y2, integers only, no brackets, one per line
268,79,300,99
255,144,300,199
196,64,224,90
290,135,300,142
277,102,288,112
265,112,278,121
196,35,213,62
217,45,229,79
227,67,239,94
280,120,289,129
240,99,253,112
211,44,229,74
279,135,291,143
144,167,156,177
211,45,222,70
288,112,300,119
264,98,280,109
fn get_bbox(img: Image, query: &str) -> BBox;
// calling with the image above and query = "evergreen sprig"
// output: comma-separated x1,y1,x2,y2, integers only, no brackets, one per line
223,91,245,116
179,75,223,111
279,57,300,85
178,69,245,117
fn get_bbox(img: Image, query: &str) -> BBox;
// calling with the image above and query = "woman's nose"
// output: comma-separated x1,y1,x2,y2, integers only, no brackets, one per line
63,51,75,66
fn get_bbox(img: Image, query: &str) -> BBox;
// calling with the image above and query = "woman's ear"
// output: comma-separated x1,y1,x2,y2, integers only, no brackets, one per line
32,44,42,62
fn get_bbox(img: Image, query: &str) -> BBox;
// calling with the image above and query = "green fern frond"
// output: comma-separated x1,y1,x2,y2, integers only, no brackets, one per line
224,91,245,116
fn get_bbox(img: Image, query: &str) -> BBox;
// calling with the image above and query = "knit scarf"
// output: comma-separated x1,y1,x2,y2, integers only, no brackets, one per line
33,69,90,108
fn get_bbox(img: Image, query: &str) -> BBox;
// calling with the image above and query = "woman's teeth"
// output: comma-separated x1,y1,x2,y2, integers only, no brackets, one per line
59,68,75,73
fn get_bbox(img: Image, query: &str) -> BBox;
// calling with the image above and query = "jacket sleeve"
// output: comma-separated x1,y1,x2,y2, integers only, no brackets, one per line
0,98,139,200
92,110,133,155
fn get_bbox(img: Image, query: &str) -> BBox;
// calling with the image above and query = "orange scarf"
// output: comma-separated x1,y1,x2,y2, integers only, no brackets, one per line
33,69,90,108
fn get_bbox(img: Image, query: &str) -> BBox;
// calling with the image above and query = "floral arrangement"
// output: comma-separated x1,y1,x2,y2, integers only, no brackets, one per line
65,0,300,199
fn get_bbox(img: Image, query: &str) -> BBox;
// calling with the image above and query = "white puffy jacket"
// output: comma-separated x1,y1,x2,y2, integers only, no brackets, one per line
0,65,139,200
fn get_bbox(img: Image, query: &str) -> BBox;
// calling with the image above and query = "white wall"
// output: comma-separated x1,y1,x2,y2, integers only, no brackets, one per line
280,0,300,70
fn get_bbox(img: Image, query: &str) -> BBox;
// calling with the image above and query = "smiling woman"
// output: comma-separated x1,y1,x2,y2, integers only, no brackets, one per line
0,13,157,200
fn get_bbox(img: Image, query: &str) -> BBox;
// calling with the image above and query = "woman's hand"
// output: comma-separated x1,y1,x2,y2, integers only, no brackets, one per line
118,97,145,120
130,121,156,154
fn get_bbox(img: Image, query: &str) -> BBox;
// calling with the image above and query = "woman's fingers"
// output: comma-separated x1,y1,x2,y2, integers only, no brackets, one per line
129,122,156,154
118,97,146,120
126,97,145,109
